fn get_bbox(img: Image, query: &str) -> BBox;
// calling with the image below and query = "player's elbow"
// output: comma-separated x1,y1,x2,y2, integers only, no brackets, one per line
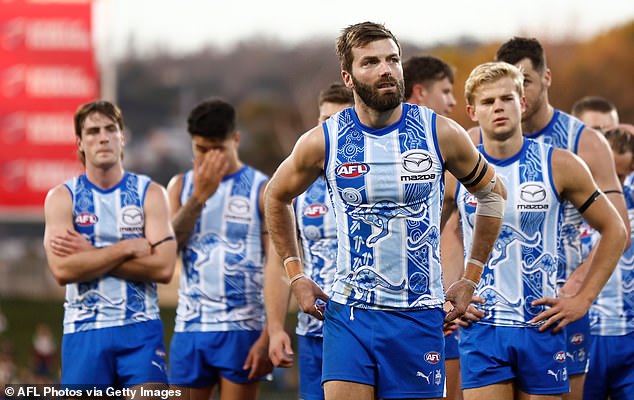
48,265,74,286
154,262,175,284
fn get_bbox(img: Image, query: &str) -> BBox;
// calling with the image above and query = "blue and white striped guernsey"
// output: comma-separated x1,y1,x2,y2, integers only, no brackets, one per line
295,176,337,336
457,139,562,327
63,172,159,334
589,184,634,336
524,109,585,283
323,104,445,310
176,165,268,332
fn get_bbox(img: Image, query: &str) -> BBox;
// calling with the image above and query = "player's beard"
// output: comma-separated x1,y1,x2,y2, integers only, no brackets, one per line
351,74,404,112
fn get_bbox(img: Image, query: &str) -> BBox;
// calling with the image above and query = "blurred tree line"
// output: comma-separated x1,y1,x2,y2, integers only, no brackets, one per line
116,21,634,184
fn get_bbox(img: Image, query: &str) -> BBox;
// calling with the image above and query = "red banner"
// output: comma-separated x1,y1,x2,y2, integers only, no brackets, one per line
0,0,97,218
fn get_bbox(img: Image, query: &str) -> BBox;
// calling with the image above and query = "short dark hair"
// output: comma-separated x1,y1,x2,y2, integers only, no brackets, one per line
318,82,354,106
403,56,454,100
74,100,125,165
187,98,236,140
336,21,400,73
604,125,634,155
571,96,617,118
496,37,547,73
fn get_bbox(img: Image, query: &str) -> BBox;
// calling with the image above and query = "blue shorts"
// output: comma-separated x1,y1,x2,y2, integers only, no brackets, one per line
322,301,445,399
298,335,325,400
445,328,460,359
584,332,634,400
168,330,262,387
565,313,590,375
459,323,569,395
61,320,167,387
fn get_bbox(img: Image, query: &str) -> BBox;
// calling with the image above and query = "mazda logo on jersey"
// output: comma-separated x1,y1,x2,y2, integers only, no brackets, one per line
75,212,98,226
336,162,370,178
517,182,549,211
119,206,144,234
304,203,328,217
400,150,436,183
121,206,143,226
228,197,250,215
520,183,546,202
402,151,433,173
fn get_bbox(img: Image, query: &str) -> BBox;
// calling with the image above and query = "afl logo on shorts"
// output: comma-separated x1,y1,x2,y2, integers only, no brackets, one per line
336,163,370,178
570,333,584,345
553,351,566,363
424,351,441,364
75,212,98,226
119,206,144,234
304,204,328,218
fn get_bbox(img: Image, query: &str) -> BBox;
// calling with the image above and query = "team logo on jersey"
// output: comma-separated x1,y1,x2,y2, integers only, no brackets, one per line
304,203,328,217
424,351,441,364
75,212,98,226
400,150,436,182
463,193,478,214
517,182,549,211
120,206,144,234
226,196,252,223
570,333,584,345
553,351,566,363
336,162,370,178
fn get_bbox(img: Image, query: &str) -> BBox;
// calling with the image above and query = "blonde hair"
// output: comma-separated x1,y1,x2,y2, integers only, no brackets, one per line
465,62,524,105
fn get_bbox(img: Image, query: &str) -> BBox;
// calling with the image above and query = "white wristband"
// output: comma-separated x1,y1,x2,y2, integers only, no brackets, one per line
283,256,301,267
289,273,305,285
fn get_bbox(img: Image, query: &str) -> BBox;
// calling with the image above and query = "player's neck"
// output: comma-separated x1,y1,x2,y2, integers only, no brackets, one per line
354,102,402,129
482,130,524,160
85,163,125,189
522,103,554,134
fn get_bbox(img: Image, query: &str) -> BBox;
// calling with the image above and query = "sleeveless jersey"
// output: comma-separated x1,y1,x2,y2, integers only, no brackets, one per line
457,139,562,326
589,184,634,336
63,172,159,334
323,103,445,310
175,165,268,332
295,175,337,336
524,109,585,283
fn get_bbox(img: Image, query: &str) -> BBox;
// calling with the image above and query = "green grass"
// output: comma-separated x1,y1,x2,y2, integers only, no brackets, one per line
0,297,298,399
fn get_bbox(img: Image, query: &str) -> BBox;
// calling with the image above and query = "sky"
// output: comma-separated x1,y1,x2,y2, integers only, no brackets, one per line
94,0,634,58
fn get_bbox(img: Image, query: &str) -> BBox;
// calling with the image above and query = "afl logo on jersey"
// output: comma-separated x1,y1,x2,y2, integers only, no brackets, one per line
75,212,98,226
304,203,328,218
424,351,441,364
465,193,478,208
120,206,144,234
336,162,370,178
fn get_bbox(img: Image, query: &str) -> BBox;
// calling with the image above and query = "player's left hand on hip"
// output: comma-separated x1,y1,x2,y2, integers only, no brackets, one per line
529,296,591,333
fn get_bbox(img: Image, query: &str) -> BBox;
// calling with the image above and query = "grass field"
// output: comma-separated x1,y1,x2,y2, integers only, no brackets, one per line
0,297,297,399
